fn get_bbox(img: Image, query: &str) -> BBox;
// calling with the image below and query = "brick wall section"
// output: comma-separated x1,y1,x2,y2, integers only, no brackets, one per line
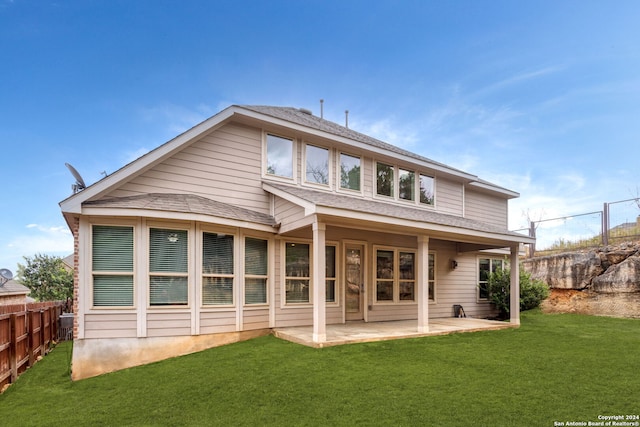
72,217,79,340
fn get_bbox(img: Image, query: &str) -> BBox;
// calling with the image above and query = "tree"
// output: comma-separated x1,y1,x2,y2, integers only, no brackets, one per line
486,266,550,319
17,254,73,302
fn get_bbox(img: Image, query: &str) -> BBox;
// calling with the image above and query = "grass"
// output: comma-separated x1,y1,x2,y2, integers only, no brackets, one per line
1,310,639,426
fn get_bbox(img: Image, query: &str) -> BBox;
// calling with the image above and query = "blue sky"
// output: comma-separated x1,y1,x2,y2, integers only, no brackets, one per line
1,0,639,271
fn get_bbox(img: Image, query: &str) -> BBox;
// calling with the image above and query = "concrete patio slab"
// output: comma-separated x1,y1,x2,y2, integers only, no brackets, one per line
273,318,517,348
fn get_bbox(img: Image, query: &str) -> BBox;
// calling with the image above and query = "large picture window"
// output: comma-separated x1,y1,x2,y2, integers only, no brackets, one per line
340,153,361,191
245,237,268,305
149,228,188,306
478,258,505,300
285,243,310,303
92,225,134,307
305,144,329,185
202,232,234,306
376,248,417,303
266,134,294,178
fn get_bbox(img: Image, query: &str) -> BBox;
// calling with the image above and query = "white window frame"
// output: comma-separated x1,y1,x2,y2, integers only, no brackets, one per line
428,252,436,302
303,143,332,189
477,257,506,302
147,222,192,309
201,230,236,307
325,242,339,306
372,159,436,208
373,246,417,305
263,132,297,182
337,151,363,194
375,161,395,199
243,235,269,307
90,223,136,309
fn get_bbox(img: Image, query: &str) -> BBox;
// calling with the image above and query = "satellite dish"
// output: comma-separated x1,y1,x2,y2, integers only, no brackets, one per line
65,162,87,193
0,268,13,286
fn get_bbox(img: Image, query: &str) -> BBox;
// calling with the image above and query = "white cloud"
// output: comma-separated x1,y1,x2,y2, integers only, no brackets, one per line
1,223,73,271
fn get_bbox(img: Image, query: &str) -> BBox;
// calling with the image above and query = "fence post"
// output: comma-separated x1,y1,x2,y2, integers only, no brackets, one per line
529,221,536,258
602,202,609,246
9,314,17,383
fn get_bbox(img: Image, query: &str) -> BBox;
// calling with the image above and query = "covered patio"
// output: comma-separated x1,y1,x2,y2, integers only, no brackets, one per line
273,317,516,348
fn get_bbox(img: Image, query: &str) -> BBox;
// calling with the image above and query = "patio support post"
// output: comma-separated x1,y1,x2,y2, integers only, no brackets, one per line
509,244,520,325
417,235,430,333
312,221,326,343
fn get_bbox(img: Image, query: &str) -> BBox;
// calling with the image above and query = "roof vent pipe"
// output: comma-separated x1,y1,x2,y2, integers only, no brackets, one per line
320,99,324,119
345,110,349,128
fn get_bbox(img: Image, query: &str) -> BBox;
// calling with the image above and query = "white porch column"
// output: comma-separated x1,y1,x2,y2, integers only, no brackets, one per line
312,221,327,343
510,244,521,325
417,235,430,333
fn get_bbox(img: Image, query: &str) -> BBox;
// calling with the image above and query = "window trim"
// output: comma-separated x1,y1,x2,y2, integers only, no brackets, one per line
263,132,297,183
375,161,395,199
148,226,191,308
373,246,417,305
303,143,332,189
90,223,136,309
477,256,506,302
243,235,269,307
201,231,236,307
428,252,436,303
337,151,363,194
372,159,437,208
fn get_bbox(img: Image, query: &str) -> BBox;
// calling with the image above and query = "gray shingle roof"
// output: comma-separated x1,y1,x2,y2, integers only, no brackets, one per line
265,182,526,239
0,280,30,296
84,193,278,227
239,105,470,177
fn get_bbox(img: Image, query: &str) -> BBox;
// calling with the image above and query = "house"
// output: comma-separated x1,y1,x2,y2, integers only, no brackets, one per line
0,279,31,305
59,105,534,380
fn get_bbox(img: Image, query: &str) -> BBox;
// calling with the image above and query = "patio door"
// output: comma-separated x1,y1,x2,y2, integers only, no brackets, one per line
345,245,364,321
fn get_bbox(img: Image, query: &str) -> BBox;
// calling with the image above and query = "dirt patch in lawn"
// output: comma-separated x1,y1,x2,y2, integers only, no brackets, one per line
541,288,640,318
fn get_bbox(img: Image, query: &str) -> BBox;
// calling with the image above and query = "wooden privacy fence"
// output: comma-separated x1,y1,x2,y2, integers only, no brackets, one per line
0,302,65,392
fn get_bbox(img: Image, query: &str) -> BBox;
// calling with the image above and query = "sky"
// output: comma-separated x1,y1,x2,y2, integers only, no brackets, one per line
1,0,639,272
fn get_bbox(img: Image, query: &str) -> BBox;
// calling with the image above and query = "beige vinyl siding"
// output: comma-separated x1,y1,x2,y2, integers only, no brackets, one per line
200,310,236,334
464,189,508,228
243,308,270,330
274,198,306,224
147,311,191,337
107,124,271,214
84,313,137,338
435,179,464,216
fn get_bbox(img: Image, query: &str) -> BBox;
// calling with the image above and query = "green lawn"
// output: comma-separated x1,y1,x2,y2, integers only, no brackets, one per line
1,310,638,426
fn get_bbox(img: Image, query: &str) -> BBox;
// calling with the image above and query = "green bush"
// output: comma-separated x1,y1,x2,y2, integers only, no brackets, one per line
487,266,550,319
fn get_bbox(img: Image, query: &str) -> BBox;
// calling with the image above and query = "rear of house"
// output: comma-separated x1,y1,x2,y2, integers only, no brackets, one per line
60,105,533,379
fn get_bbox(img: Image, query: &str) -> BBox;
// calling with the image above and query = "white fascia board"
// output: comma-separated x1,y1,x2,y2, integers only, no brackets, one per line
262,183,317,215
82,206,277,233
314,205,535,245
59,107,240,214
236,108,477,182
467,180,520,199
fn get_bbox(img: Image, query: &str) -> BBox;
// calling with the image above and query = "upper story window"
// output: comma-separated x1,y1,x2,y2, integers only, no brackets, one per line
419,174,435,206
340,153,361,191
92,225,134,307
376,162,394,197
266,134,294,179
399,169,415,201
305,144,329,185
149,228,189,306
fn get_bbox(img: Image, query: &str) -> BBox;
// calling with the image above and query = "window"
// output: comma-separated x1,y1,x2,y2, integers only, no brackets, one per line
399,169,415,201
149,228,188,306
376,162,394,197
419,174,435,206
266,134,293,178
305,144,329,185
376,250,394,301
285,243,310,303
478,258,505,300
399,252,415,301
428,253,435,301
202,232,234,306
376,248,417,303
245,237,268,305
92,225,134,307
340,153,361,191
326,245,336,302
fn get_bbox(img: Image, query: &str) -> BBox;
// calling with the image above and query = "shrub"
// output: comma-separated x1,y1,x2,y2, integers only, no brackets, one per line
487,266,550,319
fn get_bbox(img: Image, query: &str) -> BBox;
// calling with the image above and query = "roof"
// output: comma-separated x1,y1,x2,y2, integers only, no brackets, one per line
84,193,278,227
60,104,518,217
264,182,529,242
0,280,30,297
